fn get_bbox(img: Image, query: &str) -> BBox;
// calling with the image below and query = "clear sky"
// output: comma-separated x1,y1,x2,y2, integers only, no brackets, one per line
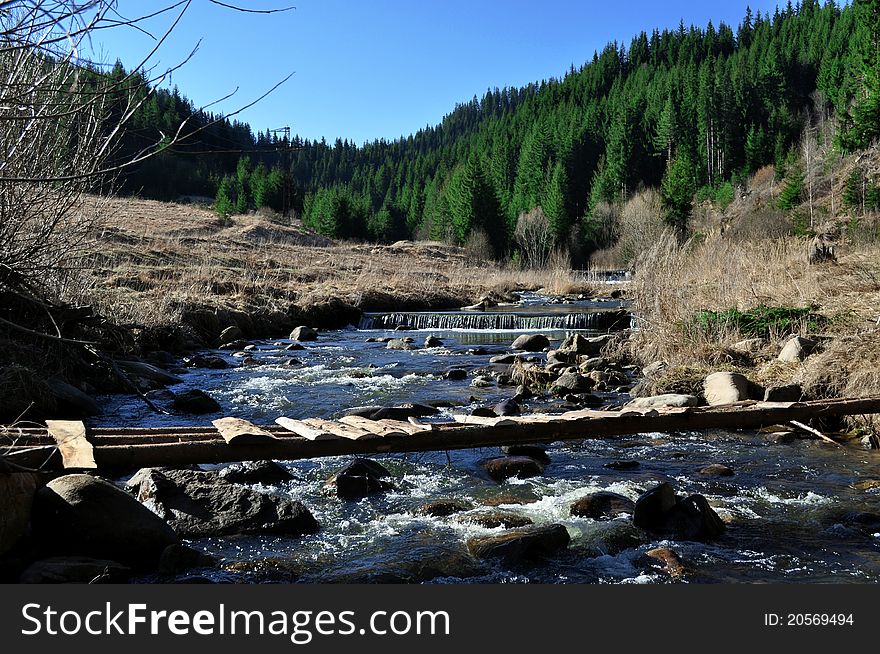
93,0,785,145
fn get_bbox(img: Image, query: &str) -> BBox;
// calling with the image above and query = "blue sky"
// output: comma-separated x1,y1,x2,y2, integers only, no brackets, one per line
94,1,784,145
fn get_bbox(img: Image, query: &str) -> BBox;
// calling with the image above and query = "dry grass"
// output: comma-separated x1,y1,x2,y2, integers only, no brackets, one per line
71,196,596,328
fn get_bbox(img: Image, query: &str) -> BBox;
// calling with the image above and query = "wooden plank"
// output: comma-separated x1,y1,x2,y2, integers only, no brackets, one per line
275,417,339,441
382,418,432,435
453,415,518,427
301,418,380,441
212,417,279,445
338,415,408,437
45,420,96,469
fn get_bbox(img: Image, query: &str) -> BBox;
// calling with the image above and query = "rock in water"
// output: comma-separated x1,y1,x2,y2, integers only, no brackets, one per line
219,461,294,485
416,500,473,518
501,445,550,464
32,474,178,568
184,354,230,369
424,335,444,347
290,326,318,341
455,510,533,529
494,399,521,416
570,492,635,519
482,456,545,483
633,482,678,532
697,464,734,477
45,378,100,417
171,389,221,414
218,325,243,344
386,338,414,350
116,361,183,386
637,547,686,579
157,544,218,576
466,524,570,563
703,372,751,406
324,459,393,499
511,334,550,352
444,368,468,381
128,468,318,538
552,372,592,394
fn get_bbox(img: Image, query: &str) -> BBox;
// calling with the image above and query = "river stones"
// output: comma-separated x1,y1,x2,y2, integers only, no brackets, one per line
626,393,698,409
501,445,550,464
128,468,318,538
416,500,473,518
570,491,635,519
218,325,243,344
697,463,734,477
117,360,184,386
444,368,468,381
424,335,444,347
32,474,179,568
579,519,648,556
219,460,294,485
386,338,414,350
19,557,131,584
171,389,221,414
704,372,752,405
490,354,517,364
290,325,318,341
633,482,726,541
604,460,640,470
456,510,533,529
184,354,230,369
494,399,521,416
511,334,550,352
637,547,686,579
559,333,610,356
481,456,545,483
466,524,570,563
552,372,592,395
369,403,439,421
324,458,393,499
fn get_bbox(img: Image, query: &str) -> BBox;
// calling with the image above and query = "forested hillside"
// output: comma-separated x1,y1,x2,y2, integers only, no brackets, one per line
117,0,878,258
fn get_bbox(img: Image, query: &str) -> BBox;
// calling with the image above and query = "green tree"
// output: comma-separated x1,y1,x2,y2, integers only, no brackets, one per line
215,176,234,218
843,0,880,149
446,157,506,256
660,151,696,238
542,160,571,240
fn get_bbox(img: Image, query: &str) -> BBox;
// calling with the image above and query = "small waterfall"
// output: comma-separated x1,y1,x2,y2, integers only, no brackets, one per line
358,309,631,331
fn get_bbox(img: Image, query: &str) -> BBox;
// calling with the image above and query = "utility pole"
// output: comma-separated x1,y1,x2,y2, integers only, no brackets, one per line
270,126,292,221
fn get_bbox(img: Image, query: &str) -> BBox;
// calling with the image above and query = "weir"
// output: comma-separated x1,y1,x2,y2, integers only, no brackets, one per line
358,308,631,331
5,396,879,472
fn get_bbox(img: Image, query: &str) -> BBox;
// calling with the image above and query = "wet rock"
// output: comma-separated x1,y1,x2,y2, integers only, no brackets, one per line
366,337,394,344
579,519,648,556
219,339,249,350
32,474,178,568
386,338,414,350
45,378,100,417
767,431,798,444
579,357,607,372
490,354,517,364
184,354,230,369
416,500,473,518
511,334,550,352
854,479,880,492
778,336,819,362
283,358,303,367
290,326,318,341
218,326,243,344
19,557,130,584
466,524,570,563
128,468,318,538
604,460,640,470
158,544,218,576
513,385,534,401
633,483,725,541
172,389,221,414
570,491,635,519
564,393,603,407
494,399,521,416
704,372,752,406
0,472,40,556
219,460,294,485
632,482,678,532
369,403,439,421
482,456,545,482
444,368,468,381
764,384,803,402
470,407,497,418
117,360,184,386
471,375,494,388
324,459,393,499
546,349,578,365
456,510,533,529
285,342,305,350
552,372,592,395
424,335,444,347
698,464,734,477
637,547,686,579
501,445,550,465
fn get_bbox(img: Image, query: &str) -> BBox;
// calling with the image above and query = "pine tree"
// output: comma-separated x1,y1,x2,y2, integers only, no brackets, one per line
843,0,880,149
660,151,696,238
215,176,234,218
542,160,571,240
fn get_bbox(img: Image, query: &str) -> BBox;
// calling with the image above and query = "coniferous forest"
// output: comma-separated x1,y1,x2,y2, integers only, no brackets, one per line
114,0,879,259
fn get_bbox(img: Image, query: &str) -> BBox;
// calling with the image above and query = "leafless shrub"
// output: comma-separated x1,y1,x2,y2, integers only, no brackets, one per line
514,207,554,269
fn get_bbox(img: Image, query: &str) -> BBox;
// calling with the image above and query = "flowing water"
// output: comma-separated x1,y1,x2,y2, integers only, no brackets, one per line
96,293,880,584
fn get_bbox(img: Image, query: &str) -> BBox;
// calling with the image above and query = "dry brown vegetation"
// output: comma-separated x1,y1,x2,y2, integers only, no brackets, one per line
77,196,596,328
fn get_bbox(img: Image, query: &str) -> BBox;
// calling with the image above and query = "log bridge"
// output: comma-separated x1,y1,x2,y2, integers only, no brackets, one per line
2,396,879,472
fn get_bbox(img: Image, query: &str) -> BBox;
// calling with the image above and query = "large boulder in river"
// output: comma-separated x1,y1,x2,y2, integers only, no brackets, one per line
127,468,318,538
290,325,318,341
482,456,545,482
511,334,550,352
32,474,178,568
633,482,725,541
171,389,221,414
703,372,751,406
324,459,393,499
570,491,635,520
466,524,570,563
